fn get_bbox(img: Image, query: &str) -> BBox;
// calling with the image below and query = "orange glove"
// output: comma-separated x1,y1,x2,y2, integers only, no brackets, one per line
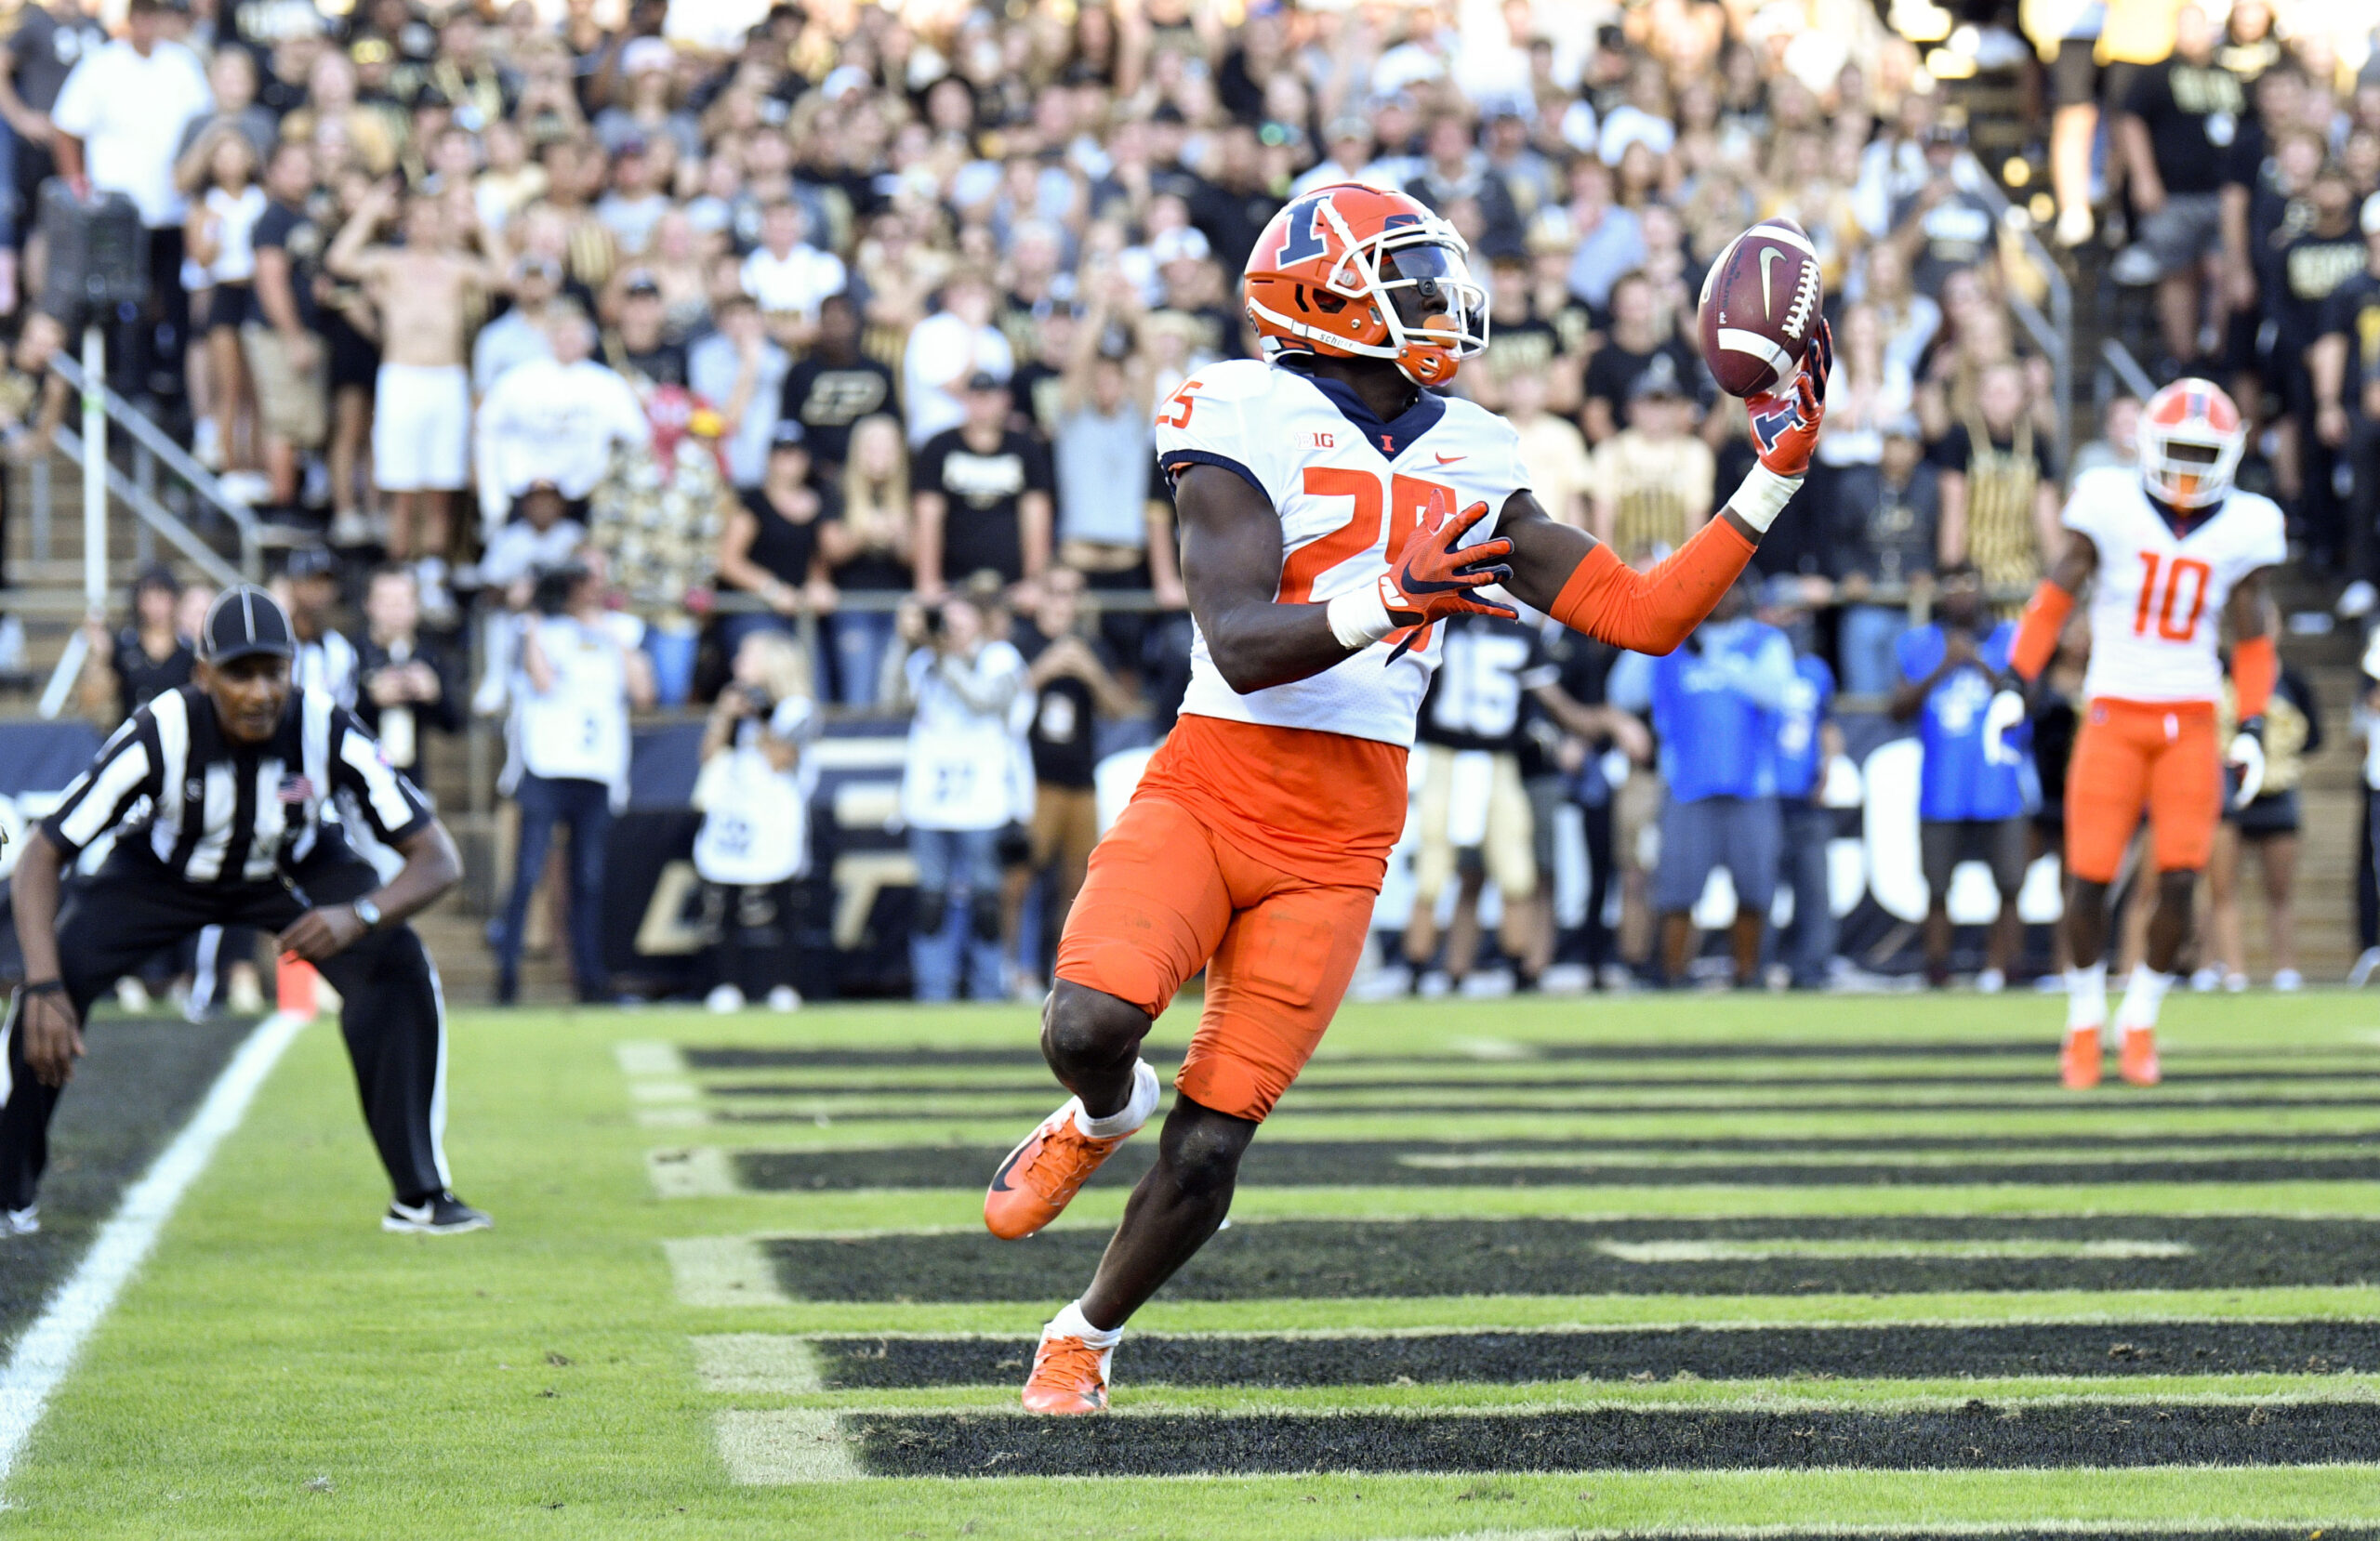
1326,499,1515,651
1746,317,1831,481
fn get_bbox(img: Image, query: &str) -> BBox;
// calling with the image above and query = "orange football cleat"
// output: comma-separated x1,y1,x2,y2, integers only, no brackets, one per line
2119,1025,2162,1087
1021,1333,1111,1415
2060,1026,2102,1090
985,1100,1132,1240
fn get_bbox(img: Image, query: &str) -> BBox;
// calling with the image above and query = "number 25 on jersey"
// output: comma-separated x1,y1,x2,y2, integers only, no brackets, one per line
1280,466,1459,652
2134,551,2211,641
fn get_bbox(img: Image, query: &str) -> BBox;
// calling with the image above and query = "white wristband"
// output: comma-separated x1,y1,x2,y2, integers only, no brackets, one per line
1326,582,1395,649
1728,465,1803,533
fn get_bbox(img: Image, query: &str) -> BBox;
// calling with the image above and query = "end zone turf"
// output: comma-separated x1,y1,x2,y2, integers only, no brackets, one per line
6,993,2380,1538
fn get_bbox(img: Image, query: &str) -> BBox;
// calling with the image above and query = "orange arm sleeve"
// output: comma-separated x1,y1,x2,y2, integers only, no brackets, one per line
2008,578,2074,682
1547,517,1756,655
2231,632,2278,720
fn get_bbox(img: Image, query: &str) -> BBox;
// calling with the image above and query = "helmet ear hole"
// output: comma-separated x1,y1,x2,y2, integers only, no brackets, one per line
1309,287,1347,314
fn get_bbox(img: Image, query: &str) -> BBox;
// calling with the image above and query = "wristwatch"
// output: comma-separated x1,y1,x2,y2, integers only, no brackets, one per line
351,896,383,931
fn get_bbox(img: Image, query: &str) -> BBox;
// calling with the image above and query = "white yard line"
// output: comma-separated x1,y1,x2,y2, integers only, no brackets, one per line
0,1010,309,1485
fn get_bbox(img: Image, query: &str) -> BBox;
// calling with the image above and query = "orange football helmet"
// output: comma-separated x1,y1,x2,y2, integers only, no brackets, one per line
1243,183,1489,388
2139,377,2244,509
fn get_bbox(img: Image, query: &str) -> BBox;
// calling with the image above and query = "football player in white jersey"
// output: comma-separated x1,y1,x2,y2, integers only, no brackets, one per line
981,183,1833,1413
2008,379,2283,1088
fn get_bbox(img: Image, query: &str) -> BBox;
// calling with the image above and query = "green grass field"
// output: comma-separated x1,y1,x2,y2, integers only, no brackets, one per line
9,990,2380,1539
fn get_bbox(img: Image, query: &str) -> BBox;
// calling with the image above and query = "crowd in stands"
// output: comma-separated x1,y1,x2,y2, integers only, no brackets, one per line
11,0,2375,1004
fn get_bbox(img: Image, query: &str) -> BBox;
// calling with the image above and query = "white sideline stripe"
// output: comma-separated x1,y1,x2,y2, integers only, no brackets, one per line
665,1237,785,1307
614,1040,686,1077
1448,1037,1536,1060
637,1107,707,1128
716,1409,860,1483
648,1147,738,1198
0,1009,309,1484
628,1079,699,1105
1595,1239,2194,1262
693,1334,825,1394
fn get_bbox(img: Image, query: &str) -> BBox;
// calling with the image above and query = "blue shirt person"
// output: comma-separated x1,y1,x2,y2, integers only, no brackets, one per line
1890,563,2032,988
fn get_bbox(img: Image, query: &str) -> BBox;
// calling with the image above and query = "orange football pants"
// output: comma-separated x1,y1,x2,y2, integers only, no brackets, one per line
1052,794,1376,1123
2063,697,2221,883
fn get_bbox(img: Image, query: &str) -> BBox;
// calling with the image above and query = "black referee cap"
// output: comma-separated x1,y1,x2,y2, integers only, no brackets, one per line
198,585,297,665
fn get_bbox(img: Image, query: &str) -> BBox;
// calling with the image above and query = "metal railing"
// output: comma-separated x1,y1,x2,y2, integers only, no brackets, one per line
44,351,261,582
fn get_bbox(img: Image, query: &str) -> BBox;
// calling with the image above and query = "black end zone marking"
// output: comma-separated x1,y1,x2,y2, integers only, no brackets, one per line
681,1039,2063,1071
707,1069,2373,1098
846,1400,2380,1476
731,1142,2380,1192
0,1016,252,1347
809,1320,2380,1390
714,1094,2380,1123
761,1216,2380,1302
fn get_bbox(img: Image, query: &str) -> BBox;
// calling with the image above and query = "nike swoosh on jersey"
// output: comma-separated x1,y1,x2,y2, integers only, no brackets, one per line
1435,453,1466,465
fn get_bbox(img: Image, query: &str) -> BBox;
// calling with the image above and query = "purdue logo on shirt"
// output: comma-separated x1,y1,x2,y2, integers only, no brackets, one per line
940,449,1028,508
798,370,889,425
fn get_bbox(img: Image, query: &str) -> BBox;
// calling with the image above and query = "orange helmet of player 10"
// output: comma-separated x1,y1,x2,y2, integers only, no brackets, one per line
1241,182,1489,389
2138,377,2245,510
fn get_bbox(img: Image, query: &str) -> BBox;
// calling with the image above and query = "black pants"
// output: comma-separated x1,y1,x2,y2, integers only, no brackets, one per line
699,878,800,997
0,847,451,1211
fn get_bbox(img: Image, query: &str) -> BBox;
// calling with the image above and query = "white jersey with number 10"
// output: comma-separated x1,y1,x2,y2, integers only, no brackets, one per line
2060,466,2284,705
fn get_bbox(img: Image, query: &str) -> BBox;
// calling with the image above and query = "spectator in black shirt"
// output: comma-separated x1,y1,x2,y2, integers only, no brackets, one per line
2120,5,2248,372
605,269,689,394
1581,270,1702,443
355,564,461,794
2273,164,2364,564
1886,124,1999,299
778,293,894,473
0,1,108,246
244,140,327,515
913,372,1052,597
76,565,192,725
1833,417,1940,695
2313,191,2380,609
1015,569,1135,955
1405,112,1525,260
716,421,840,653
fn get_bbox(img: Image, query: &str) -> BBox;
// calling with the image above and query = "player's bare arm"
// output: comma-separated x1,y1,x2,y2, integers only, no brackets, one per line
1172,461,1512,694
278,822,463,966
9,828,84,1087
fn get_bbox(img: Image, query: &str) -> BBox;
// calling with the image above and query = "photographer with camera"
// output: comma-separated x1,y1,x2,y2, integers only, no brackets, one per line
491,555,655,1005
693,630,816,1013
894,591,1025,1001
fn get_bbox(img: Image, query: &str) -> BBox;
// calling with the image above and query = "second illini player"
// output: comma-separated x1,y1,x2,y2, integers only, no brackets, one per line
2008,379,2283,1088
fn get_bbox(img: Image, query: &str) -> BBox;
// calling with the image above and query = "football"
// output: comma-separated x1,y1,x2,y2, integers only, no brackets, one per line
1696,216,1824,398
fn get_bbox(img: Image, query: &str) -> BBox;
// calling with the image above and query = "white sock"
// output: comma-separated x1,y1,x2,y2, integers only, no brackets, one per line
1047,1298,1122,1349
2118,968,2175,1031
2065,962,2107,1031
1075,1059,1160,1140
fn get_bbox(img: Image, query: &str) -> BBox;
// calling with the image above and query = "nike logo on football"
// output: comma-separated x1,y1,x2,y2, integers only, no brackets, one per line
1435,453,1465,465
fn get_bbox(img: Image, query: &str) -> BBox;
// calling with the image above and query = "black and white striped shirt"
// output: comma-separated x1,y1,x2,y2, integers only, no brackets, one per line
40,683,433,883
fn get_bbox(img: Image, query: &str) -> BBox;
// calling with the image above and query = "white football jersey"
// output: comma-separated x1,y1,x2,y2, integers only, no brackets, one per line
1154,358,1531,747
2062,466,2285,705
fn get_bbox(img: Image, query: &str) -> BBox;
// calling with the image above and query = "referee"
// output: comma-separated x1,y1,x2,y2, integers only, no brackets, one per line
4,586,488,1235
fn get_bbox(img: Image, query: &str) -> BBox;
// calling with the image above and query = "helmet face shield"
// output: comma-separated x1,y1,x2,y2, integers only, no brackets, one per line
1375,241,1489,356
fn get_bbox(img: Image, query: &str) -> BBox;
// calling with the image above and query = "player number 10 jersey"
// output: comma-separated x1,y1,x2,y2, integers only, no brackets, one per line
1153,358,1532,748
2060,466,2285,705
